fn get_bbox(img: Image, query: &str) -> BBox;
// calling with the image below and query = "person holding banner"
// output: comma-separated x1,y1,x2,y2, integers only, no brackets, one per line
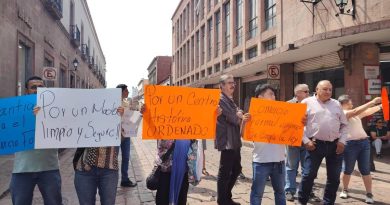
337,95,382,203
297,80,349,205
215,74,250,205
73,106,125,205
249,84,287,205
10,76,62,205
116,84,137,187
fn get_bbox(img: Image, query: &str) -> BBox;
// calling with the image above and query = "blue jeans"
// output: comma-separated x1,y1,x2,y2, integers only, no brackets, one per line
298,141,343,205
285,146,306,194
343,138,371,175
10,169,62,205
74,167,119,205
250,161,286,205
120,138,130,182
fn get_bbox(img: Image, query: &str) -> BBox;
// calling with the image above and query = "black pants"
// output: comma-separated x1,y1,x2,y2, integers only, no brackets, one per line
155,171,189,205
217,149,242,205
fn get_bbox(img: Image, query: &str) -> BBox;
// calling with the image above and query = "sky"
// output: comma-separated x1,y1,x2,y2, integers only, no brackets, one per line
86,0,180,90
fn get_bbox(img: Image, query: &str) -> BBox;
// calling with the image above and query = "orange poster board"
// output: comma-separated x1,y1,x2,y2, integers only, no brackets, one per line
142,85,220,140
382,87,389,121
243,98,307,146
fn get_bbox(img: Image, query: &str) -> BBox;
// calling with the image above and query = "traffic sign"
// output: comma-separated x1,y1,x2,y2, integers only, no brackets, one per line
42,67,58,81
267,64,280,79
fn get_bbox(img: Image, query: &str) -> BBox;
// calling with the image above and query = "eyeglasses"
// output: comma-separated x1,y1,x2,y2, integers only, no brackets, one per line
29,85,44,90
377,121,383,124
300,90,309,93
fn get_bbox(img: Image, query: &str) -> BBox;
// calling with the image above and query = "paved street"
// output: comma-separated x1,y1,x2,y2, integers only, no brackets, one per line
1,137,390,205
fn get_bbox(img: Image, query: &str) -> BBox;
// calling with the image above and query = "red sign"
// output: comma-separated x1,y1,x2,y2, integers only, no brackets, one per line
267,64,280,79
42,67,57,81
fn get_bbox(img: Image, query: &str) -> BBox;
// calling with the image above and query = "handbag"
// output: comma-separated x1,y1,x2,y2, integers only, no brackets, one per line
146,142,175,190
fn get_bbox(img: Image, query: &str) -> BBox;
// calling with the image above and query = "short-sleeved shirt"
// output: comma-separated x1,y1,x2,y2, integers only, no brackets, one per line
370,126,389,143
13,149,59,173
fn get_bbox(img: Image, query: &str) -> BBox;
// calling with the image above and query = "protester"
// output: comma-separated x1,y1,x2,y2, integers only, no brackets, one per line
10,76,62,205
73,105,124,204
215,74,250,205
284,84,319,202
297,80,348,205
249,84,288,205
370,118,390,158
116,84,137,187
338,95,382,204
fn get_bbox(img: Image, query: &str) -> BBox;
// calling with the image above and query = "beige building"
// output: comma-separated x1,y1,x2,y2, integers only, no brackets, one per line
0,0,106,97
171,0,390,110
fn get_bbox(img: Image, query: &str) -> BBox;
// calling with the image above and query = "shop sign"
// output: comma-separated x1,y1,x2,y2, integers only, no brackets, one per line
367,79,381,94
364,65,379,79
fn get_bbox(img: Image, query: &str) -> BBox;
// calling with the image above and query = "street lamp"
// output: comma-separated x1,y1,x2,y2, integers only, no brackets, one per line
72,58,79,71
334,0,355,19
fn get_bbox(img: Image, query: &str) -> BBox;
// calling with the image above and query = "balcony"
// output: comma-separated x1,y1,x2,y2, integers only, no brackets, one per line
70,25,80,48
43,0,63,20
81,44,89,61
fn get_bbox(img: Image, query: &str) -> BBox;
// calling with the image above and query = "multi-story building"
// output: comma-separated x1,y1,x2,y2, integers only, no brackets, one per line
0,0,106,97
147,56,172,86
171,0,390,110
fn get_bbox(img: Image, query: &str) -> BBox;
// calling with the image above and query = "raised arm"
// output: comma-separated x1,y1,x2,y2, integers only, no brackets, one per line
344,97,381,119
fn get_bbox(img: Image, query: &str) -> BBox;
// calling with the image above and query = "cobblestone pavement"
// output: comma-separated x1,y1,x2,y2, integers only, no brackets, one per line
1,137,390,205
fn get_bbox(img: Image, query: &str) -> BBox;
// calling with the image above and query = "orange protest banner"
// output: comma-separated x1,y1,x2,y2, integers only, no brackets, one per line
382,87,389,121
142,85,221,140
243,98,307,146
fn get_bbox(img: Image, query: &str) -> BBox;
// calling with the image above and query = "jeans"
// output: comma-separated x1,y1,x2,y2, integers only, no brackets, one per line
155,172,189,205
298,141,343,205
120,138,131,182
285,146,306,194
10,169,62,205
250,161,286,205
343,139,370,175
217,149,241,205
74,167,118,205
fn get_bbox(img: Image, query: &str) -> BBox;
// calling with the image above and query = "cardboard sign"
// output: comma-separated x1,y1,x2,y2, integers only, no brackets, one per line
142,85,220,140
243,98,307,146
35,88,121,148
122,110,142,137
0,95,36,155
382,87,389,121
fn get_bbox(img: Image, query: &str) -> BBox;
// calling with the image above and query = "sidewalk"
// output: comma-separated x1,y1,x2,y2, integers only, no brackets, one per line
1,137,390,204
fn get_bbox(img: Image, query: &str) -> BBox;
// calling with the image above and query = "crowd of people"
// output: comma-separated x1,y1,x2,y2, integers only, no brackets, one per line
9,74,388,205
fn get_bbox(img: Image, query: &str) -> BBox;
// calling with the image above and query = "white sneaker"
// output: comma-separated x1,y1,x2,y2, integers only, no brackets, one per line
365,193,374,204
339,190,349,199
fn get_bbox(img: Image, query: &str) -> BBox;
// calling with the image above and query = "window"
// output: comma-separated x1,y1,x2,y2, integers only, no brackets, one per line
59,65,67,88
207,18,213,61
70,73,75,88
43,53,54,87
215,10,221,57
17,38,33,95
223,2,230,52
249,0,258,39
196,31,200,68
235,0,243,46
215,63,221,72
263,37,276,52
208,0,212,12
234,53,243,64
207,67,213,75
201,70,206,78
201,26,206,65
196,72,200,80
247,46,258,59
265,0,276,30
223,59,231,69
